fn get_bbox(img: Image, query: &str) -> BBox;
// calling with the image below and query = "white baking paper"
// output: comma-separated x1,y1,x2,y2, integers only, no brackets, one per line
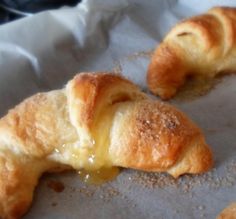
0,0,236,218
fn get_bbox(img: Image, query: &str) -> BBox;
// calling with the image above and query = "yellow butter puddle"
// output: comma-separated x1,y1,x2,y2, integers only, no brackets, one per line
78,167,120,185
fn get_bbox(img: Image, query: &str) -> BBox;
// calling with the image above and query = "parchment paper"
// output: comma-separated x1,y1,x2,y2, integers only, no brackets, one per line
0,0,236,218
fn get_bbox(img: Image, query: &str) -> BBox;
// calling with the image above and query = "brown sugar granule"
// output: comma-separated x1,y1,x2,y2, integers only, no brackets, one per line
131,171,177,189
78,186,95,197
173,76,222,102
69,183,120,202
47,180,65,193
112,61,123,75
126,50,154,61
111,49,154,76
99,187,120,201
98,184,120,202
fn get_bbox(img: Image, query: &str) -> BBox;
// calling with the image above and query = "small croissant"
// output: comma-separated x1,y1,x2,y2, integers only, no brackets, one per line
0,72,212,219
217,202,236,219
147,7,236,99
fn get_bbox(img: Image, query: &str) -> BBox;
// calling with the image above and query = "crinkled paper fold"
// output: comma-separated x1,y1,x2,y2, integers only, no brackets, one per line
0,0,236,218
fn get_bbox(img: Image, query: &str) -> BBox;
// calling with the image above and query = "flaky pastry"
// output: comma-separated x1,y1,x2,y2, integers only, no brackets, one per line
0,72,213,218
147,7,236,99
217,202,236,219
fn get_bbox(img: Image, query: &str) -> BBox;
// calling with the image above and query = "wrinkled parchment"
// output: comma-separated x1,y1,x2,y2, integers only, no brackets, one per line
0,0,236,218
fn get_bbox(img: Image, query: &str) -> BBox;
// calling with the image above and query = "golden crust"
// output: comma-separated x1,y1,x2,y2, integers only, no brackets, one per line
66,72,146,147
147,6,236,99
67,72,145,128
217,202,236,219
0,154,59,219
0,72,213,218
109,100,212,177
0,90,77,157
0,90,76,219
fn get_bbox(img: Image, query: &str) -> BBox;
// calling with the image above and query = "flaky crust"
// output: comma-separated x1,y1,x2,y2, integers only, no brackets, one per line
109,100,212,176
217,202,236,219
0,72,212,218
147,7,236,99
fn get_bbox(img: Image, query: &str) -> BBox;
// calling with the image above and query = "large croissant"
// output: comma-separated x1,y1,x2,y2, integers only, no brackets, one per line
0,72,212,219
147,7,236,99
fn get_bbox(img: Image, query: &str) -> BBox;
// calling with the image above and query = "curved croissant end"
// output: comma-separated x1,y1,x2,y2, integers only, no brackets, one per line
109,100,213,177
147,7,236,99
217,202,236,219
66,72,146,147
0,72,212,218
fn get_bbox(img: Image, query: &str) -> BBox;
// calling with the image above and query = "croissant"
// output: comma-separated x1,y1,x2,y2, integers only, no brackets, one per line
217,202,236,219
0,72,212,219
147,6,236,99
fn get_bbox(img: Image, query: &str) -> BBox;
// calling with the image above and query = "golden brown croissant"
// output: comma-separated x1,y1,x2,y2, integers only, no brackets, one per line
147,6,236,99
217,202,236,219
0,72,213,219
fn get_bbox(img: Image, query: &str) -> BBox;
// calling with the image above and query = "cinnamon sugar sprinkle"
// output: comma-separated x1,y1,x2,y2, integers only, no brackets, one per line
68,183,120,202
64,158,236,201
131,158,236,193
112,60,123,75
45,158,236,213
125,50,154,61
173,76,222,102
111,49,154,75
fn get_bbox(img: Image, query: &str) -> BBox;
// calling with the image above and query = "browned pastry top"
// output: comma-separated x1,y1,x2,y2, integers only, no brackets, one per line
0,72,213,218
147,7,236,99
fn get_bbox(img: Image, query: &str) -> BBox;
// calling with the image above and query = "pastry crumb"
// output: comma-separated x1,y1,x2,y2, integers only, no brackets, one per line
47,180,65,193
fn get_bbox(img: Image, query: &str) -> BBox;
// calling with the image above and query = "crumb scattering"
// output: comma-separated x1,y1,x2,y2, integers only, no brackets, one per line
47,180,65,193
173,76,223,102
130,158,236,193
